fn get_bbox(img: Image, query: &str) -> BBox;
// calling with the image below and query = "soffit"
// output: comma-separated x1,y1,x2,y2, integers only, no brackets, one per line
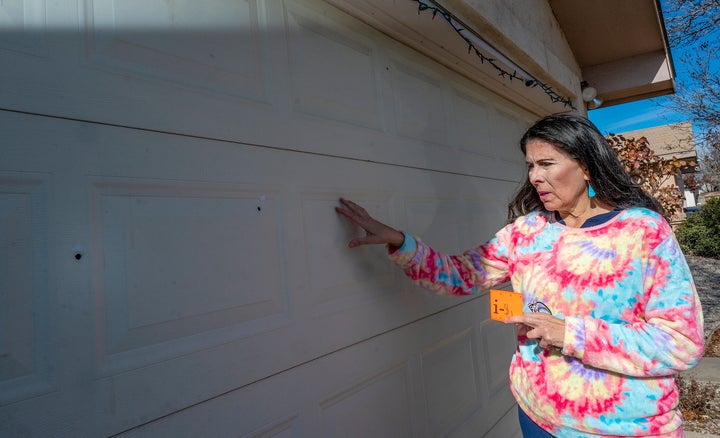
549,0,676,107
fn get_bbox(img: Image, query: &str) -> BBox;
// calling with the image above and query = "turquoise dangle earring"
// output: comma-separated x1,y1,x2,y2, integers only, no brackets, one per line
587,182,596,198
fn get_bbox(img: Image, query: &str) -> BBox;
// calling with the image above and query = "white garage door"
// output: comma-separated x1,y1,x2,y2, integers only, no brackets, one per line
0,0,532,436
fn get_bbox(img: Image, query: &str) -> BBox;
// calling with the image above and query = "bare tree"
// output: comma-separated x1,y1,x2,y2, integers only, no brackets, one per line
696,131,720,192
661,0,720,190
664,0,720,46
666,45,720,129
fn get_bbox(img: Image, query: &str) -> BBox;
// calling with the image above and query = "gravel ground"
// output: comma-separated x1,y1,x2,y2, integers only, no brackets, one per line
682,255,720,435
687,255,720,342
681,377,720,436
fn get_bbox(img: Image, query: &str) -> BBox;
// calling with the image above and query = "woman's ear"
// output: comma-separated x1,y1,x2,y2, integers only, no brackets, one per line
580,163,591,181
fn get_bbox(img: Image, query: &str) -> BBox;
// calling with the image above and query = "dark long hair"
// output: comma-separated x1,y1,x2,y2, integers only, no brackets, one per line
507,114,663,222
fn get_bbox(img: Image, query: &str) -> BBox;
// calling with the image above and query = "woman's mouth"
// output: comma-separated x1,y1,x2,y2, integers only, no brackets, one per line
537,191,552,201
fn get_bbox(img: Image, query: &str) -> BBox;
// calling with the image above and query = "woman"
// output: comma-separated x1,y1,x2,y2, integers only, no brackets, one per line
335,114,704,437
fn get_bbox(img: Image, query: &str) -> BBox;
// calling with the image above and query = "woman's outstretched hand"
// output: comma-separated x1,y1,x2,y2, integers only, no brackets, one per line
335,198,405,249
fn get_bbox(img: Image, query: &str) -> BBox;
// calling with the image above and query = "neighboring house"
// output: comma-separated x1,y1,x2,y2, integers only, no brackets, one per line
0,1,674,436
618,122,699,222
699,190,720,206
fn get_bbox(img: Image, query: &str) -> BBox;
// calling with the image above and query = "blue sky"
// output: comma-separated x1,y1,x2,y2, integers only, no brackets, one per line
588,99,686,135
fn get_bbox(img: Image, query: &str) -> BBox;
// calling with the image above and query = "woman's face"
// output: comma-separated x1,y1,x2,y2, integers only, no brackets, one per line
525,139,590,214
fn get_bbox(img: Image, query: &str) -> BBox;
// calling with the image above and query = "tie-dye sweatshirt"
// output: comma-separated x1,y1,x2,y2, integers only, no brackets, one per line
388,207,704,437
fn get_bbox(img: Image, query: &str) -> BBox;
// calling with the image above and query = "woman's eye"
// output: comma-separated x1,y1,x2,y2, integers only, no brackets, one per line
527,161,553,170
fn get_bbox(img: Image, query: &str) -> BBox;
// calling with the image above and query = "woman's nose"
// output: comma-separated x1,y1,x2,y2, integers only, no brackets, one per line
529,167,542,183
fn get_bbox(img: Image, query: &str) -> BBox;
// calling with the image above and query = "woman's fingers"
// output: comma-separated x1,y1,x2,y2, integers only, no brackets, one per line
339,198,369,219
336,198,405,248
335,198,361,222
504,313,565,349
337,198,376,229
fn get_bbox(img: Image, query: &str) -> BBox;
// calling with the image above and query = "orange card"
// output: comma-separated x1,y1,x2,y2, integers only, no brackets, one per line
490,289,523,321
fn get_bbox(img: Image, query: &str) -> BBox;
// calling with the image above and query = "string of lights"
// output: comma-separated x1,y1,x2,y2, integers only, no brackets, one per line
412,0,575,109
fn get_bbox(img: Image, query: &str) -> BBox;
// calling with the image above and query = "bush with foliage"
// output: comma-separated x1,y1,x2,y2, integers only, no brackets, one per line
606,134,694,220
676,197,720,258
676,374,718,422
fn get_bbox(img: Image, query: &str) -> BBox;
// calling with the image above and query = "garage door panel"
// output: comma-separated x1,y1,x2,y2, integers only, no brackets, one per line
422,328,479,436
448,84,532,182
392,61,448,145
453,89,492,157
85,0,267,101
465,195,511,247
0,0,532,182
481,320,517,396
421,300,518,438
116,294,518,437
0,0,54,57
0,110,525,435
0,113,500,435
92,179,288,374
320,363,413,438
490,109,528,164
286,1,382,130
302,193,399,314
0,173,53,406
247,416,300,438
405,197,464,254
446,310,518,437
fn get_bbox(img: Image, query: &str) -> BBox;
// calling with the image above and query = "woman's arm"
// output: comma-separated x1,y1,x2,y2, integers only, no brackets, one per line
336,198,512,296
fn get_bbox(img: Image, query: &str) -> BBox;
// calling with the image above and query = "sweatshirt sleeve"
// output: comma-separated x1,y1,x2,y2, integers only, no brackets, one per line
562,234,705,376
387,226,512,296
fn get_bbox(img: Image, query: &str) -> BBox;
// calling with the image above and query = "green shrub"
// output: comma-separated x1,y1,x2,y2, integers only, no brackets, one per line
676,198,720,258
697,197,720,229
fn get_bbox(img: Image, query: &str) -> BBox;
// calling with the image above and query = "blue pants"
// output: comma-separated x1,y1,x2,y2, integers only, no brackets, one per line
518,406,555,437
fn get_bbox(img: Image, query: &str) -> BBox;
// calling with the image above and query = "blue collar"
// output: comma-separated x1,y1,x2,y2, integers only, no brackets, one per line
555,208,622,228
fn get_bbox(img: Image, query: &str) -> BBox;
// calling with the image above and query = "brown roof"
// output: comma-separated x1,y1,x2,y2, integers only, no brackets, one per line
616,122,696,160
